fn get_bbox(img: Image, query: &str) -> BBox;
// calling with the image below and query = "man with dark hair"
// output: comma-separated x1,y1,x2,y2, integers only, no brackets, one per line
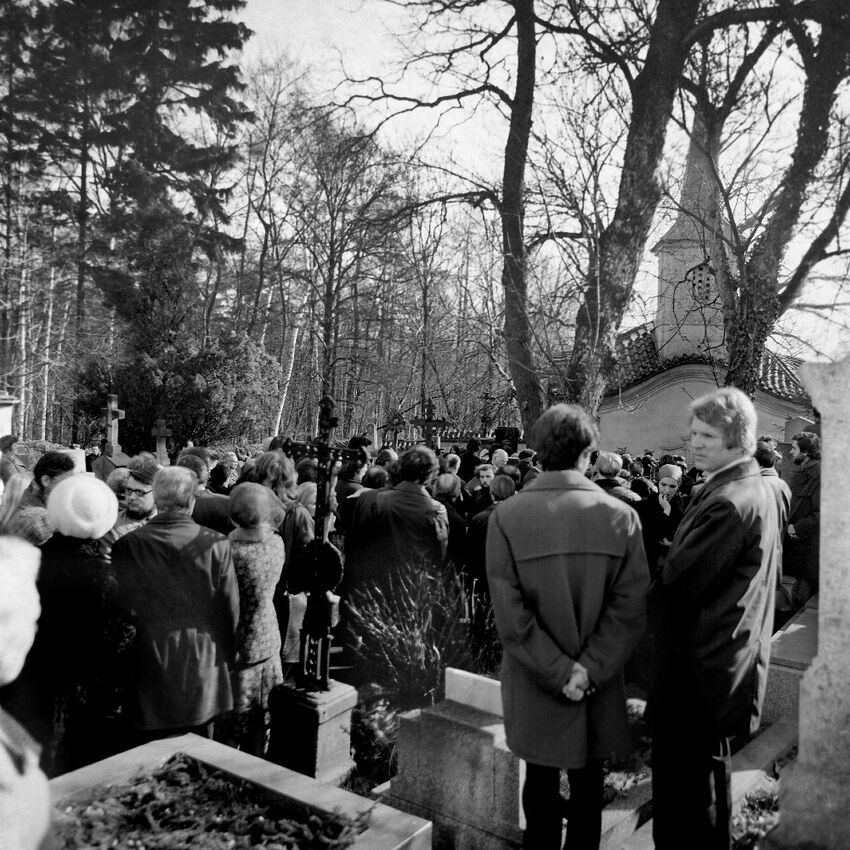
784,431,821,608
650,387,782,850
458,438,481,483
344,445,448,592
486,404,649,849
374,447,398,470
755,440,790,530
0,435,26,484
5,451,77,546
100,454,161,557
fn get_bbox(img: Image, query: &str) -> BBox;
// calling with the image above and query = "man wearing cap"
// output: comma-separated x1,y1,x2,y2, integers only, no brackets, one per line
649,387,781,850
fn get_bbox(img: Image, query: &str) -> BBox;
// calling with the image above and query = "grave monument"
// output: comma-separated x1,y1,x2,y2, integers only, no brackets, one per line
764,356,850,848
91,394,131,480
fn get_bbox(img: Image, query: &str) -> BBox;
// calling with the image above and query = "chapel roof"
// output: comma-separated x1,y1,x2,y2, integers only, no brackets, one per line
606,321,810,404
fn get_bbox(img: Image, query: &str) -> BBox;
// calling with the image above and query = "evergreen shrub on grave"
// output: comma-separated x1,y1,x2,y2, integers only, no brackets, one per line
344,562,502,792
346,562,484,710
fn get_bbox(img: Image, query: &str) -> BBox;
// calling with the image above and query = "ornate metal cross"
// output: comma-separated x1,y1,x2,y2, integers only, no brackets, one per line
282,395,368,691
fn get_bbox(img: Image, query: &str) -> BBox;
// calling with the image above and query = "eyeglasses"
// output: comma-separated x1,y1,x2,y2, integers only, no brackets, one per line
125,487,153,497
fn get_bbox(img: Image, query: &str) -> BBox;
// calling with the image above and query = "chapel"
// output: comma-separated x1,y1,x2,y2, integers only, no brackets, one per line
595,112,813,459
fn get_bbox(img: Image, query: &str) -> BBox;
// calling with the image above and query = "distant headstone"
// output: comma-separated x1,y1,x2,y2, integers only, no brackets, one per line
91,394,131,481
151,418,172,466
103,394,125,451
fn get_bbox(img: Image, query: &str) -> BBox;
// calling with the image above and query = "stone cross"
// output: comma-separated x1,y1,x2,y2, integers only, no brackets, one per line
151,418,172,466
102,394,125,452
765,355,850,849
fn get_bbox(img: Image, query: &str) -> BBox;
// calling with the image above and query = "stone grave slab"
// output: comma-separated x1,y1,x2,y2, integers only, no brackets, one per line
384,668,654,850
761,599,818,724
51,733,431,849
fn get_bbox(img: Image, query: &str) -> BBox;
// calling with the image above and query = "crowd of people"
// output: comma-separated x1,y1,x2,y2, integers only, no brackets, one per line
0,389,821,850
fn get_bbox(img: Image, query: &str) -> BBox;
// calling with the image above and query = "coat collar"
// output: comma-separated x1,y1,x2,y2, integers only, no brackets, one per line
687,457,761,510
393,480,429,496
523,469,600,492
148,511,197,527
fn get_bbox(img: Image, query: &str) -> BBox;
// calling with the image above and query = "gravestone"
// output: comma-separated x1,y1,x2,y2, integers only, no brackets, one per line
151,418,172,466
385,668,652,849
764,357,850,848
91,394,131,481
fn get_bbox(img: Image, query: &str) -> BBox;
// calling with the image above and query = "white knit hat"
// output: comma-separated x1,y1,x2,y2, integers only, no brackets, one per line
47,474,119,539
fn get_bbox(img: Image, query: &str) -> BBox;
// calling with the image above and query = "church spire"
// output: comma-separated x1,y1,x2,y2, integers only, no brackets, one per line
652,107,726,363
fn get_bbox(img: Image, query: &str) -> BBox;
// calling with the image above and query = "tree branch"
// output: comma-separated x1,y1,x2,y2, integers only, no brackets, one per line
780,169,850,310
683,1,822,49
535,16,636,91
525,228,584,252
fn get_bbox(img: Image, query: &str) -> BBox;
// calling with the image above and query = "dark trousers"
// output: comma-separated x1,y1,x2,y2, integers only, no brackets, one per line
522,759,605,850
652,724,732,850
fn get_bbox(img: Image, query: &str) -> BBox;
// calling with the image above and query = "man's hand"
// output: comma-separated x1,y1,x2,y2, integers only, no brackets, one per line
788,523,797,539
561,662,592,702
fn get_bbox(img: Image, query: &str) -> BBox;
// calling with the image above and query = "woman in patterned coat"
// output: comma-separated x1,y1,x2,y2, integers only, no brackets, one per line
227,483,286,755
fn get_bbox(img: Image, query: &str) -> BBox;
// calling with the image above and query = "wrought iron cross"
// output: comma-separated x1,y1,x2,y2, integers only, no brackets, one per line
282,395,368,691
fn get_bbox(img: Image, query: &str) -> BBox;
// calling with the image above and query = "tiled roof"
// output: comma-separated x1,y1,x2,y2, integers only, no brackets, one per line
610,324,664,389
604,322,810,404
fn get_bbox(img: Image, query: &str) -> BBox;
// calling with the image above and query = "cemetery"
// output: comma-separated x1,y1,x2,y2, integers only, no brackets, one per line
0,358,834,847
2,2,850,849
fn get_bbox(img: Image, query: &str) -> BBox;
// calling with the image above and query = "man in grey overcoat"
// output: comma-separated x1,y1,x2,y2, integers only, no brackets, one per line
650,387,782,850
486,404,649,849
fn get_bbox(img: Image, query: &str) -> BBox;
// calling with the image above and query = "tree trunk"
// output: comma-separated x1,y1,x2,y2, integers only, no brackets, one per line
14,264,27,437
501,0,544,439
565,0,701,416
38,265,56,441
273,323,301,435
726,15,850,392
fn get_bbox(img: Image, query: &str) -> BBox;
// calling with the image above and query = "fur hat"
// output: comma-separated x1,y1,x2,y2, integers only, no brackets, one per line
657,463,683,483
47,474,119,539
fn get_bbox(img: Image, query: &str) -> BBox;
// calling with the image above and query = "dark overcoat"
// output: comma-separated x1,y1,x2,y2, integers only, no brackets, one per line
650,458,781,739
486,470,649,769
112,513,240,731
344,482,448,593
782,458,820,581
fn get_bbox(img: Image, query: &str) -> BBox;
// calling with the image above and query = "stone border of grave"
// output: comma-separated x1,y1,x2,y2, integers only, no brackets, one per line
50,733,432,850
617,713,798,850
378,668,655,850
616,593,815,850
